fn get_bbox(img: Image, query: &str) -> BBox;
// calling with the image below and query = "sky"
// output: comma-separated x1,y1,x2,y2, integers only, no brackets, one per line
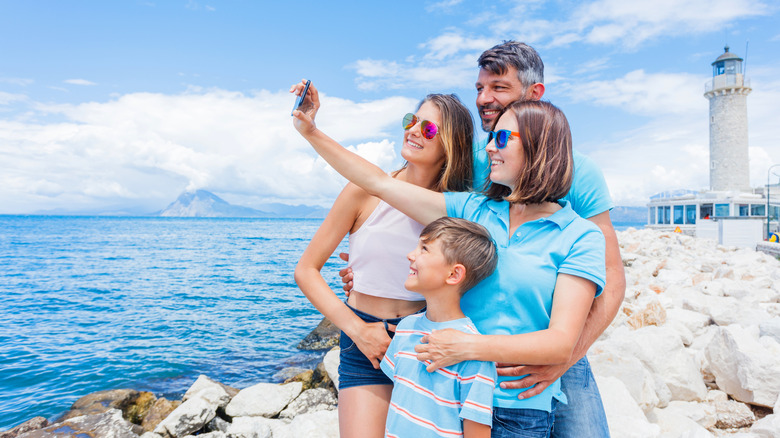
1,0,779,214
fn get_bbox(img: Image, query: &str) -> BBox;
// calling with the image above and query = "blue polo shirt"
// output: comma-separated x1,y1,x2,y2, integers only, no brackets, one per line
445,192,606,411
472,137,614,219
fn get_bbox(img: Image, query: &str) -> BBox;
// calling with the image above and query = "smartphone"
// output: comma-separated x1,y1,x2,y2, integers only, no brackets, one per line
291,80,311,116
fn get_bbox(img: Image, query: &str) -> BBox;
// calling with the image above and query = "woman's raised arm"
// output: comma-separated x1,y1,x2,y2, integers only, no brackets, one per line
291,85,446,226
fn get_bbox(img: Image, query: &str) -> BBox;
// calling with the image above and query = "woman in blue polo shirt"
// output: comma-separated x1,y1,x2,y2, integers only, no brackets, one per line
293,98,606,437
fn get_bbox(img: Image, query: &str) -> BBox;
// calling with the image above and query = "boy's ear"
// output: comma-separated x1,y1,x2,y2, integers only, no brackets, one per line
446,264,466,286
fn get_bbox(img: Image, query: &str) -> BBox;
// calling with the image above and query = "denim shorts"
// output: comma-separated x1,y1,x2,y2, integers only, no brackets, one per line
491,400,558,438
337,303,408,390
551,357,610,437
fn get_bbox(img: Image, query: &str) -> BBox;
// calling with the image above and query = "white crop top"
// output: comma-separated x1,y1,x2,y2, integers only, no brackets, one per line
348,200,426,301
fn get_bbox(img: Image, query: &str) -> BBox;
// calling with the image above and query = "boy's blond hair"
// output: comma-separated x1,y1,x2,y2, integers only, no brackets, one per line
419,217,498,294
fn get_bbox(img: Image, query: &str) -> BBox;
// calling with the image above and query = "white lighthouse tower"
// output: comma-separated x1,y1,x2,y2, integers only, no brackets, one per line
704,45,752,192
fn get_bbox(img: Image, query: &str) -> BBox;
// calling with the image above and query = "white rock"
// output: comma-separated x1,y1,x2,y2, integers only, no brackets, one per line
322,348,340,392
154,387,227,438
182,375,232,406
600,326,707,402
183,432,226,438
713,399,756,429
705,325,780,407
760,318,780,344
647,406,715,438
589,347,660,412
595,375,660,438
278,388,337,419
750,414,780,438
224,416,277,438
663,400,716,429
225,382,303,418
25,409,138,438
665,308,713,338
273,410,339,438
706,389,729,403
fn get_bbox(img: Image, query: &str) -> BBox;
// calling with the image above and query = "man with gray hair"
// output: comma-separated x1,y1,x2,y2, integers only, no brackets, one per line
472,40,624,437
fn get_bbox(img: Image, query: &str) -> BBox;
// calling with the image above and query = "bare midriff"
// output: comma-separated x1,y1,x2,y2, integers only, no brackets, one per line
347,291,426,320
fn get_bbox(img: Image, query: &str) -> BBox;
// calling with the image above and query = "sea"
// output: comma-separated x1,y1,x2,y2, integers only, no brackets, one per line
0,215,645,431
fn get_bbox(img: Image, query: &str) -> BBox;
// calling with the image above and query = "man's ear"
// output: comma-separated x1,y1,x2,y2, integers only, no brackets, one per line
446,264,466,286
525,82,545,101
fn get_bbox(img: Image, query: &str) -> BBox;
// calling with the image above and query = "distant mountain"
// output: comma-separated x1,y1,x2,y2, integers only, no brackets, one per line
156,190,271,217
611,206,647,223
156,190,328,218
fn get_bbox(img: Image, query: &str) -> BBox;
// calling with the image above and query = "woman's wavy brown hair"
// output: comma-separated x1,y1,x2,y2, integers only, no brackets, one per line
484,100,573,204
394,94,474,192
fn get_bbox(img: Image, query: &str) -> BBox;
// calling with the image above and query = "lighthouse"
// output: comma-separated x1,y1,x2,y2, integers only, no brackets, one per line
646,45,773,247
703,45,752,192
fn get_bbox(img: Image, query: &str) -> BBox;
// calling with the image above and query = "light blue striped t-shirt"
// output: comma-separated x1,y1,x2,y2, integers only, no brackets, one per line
380,313,497,438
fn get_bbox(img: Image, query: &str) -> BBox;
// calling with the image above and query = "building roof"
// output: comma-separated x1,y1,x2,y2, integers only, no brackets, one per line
712,45,743,65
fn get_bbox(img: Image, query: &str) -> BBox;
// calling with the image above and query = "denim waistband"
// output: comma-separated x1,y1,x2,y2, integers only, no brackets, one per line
344,300,425,326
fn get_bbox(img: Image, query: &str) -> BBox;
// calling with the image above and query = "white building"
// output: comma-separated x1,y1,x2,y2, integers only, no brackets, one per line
647,46,780,246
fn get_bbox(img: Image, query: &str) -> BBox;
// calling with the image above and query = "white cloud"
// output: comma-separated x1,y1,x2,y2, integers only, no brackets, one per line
0,77,34,86
564,69,707,115
426,0,464,12
0,92,28,105
0,89,417,213
64,79,97,86
351,0,771,92
571,0,770,48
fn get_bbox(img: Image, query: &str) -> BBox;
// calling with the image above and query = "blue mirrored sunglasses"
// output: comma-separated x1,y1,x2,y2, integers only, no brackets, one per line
487,129,521,149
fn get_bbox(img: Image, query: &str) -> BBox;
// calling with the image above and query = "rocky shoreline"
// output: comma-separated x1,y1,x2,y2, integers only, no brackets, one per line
4,228,780,438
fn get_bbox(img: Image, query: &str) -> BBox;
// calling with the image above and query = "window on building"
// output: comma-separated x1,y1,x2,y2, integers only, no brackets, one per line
751,204,766,216
657,207,663,224
738,204,749,216
715,203,730,217
674,205,684,224
685,205,696,224
648,207,656,224
663,206,671,224
700,203,713,219
771,206,780,220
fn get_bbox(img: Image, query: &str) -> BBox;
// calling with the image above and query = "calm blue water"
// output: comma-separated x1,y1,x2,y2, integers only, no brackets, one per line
0,216,347,430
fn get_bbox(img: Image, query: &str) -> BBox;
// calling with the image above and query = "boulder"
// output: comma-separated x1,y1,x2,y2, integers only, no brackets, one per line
224,417,277,438
279,388,337,419
273,410,339,438
182,375,238,402
322,348,340,392
142,398,181,432
589,346,661,411
624,299,667,330
284,363,333,392
595,375,660,438
57,388,155,423
225,382,303,418
153,387,229,438
750,414,780,438
0,417,48,438
713,399,756,429
298,318,340,350
18,409,138,438
647,407,715,438
599,326,707,402
705,325,780,407
759,318,780,344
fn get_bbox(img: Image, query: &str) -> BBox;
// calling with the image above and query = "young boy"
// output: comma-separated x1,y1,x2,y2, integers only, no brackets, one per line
380,217,499,438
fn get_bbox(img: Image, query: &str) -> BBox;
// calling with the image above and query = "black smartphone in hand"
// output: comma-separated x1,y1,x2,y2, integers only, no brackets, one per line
291,80,311,116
